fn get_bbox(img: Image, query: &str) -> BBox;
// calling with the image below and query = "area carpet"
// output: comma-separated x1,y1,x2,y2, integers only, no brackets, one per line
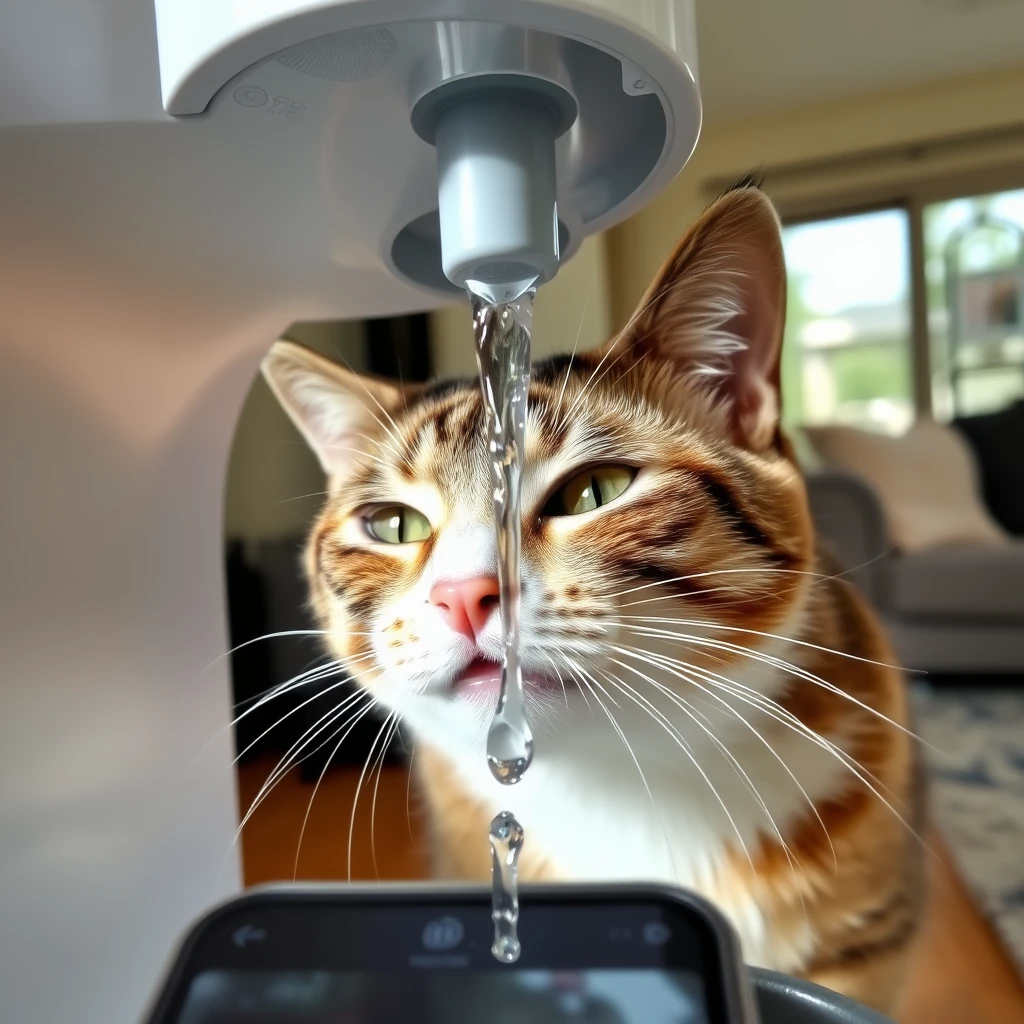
914,685,1024,979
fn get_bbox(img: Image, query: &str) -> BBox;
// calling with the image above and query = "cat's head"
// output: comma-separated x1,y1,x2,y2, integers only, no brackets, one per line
263,185,814,760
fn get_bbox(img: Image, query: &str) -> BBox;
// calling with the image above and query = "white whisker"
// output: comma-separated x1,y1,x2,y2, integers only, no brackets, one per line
242,690,374,834
567,654,755,873
233,672,363,766
609,646,836,874
344,686,419,881
203,630,338,671
369,713,405,880
617,621,928,744
565,659,681,882
612,642,927,851
220,691,377,887
554,290,590,412
600,656,807,889
291,697,382,878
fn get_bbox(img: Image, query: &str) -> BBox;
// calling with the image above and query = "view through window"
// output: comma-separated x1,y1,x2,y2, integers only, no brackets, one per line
781,209,913,435
780,187,1024,434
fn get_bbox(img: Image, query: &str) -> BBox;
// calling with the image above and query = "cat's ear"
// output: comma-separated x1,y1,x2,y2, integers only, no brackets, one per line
623,183,787,452
261,340,404,480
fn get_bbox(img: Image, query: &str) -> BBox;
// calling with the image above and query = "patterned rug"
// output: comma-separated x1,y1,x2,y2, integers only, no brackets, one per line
913,685,1024,977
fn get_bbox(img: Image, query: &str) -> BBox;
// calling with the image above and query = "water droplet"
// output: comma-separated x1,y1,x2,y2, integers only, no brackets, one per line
489,811,524,963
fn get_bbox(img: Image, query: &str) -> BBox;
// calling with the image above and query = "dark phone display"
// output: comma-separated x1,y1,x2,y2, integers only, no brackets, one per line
177,968,708,1024
150,891,732,1024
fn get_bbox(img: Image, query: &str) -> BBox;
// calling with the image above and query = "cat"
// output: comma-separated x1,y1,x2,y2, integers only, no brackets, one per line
262,181,924,1012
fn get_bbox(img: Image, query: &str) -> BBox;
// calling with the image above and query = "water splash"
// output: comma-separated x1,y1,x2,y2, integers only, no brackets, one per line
488,810,525,963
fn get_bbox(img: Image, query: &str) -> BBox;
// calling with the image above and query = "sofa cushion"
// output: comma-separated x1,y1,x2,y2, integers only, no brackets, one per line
956,399,1024,537
807,420,1009,554
891,543,1024,621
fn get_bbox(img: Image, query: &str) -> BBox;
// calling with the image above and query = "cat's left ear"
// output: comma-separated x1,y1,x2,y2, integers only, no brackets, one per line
622,183,787,452
261,340,407,482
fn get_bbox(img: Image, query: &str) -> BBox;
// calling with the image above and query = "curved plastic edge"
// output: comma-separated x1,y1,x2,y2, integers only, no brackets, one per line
153,0,695,120
139,881,758,1024
155,0,700,279
749,967,895,1024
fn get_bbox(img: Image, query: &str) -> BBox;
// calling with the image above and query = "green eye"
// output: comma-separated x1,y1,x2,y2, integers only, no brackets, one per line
544,465,637,517
365,505,432,544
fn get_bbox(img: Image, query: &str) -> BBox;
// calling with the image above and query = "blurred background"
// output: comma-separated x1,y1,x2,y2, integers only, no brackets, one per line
224,5,1024,1021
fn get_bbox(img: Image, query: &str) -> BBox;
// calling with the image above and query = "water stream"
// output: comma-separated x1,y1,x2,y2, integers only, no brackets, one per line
470,288,537,964
471,292,536,786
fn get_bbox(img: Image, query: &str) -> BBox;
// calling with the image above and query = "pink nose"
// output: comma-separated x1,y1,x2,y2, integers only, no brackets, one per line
429,576,501,640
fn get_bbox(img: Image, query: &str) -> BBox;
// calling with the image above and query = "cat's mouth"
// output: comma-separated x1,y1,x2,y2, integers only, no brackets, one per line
451,657,572,698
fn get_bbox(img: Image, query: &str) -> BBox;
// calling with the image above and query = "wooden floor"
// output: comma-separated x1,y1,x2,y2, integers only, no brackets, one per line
238,758,1024,1023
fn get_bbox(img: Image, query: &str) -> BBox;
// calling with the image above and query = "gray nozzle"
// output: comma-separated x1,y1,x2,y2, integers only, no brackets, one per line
433,94,560,300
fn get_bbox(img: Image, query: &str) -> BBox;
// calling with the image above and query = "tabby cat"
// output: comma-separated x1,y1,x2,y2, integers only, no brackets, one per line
263,183,923,1011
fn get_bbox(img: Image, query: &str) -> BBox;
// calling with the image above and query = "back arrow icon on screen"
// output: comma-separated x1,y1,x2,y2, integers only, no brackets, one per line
232,924,267,948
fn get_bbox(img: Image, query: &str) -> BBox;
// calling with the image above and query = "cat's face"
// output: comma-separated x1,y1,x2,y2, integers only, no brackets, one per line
264,186,815,761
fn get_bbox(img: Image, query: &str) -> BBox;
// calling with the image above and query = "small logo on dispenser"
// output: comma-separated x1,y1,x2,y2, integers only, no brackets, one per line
421,916,464,951
233,86,268,108
266,95,305,118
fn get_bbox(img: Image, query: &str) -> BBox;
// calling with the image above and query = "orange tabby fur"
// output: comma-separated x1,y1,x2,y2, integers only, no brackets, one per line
263,183,923,1013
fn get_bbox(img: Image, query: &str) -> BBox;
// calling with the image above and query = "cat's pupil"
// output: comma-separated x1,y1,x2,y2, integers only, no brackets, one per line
545,464,636,517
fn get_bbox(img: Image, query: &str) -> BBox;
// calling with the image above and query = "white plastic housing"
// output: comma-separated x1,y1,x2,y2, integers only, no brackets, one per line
0,3,700,1023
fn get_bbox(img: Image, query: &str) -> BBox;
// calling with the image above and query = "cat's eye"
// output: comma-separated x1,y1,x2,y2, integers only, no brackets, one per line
543,465,637,517
364,505,432,544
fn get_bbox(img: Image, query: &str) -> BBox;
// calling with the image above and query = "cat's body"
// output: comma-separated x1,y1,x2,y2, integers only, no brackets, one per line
264,184,923,1012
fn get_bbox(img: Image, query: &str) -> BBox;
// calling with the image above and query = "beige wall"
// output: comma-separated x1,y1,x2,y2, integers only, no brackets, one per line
224,319,368,547
608,62,1024,330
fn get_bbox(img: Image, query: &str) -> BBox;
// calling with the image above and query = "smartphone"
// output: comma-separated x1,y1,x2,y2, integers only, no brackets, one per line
143,883,759,1024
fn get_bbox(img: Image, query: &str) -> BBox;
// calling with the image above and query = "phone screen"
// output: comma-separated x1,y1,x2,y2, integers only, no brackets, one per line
176,967,707,1023
149,888,738,1024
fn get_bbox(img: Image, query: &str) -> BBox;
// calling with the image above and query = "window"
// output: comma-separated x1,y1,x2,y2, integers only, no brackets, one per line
781,209,914,435
779,184,1024,434
924,187,1024,420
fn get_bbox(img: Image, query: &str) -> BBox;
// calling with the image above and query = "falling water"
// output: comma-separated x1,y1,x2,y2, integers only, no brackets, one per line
469,286,537,964
471,291,536,785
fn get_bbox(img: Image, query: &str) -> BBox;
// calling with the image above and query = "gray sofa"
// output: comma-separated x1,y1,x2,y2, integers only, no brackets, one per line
805,470,1024,674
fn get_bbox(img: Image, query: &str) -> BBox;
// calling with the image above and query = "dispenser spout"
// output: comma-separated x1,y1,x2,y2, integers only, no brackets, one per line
433,93,561,301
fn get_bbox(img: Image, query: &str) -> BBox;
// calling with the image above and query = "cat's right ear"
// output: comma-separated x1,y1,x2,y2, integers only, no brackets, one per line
617,184,787,453
261,340,404,480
